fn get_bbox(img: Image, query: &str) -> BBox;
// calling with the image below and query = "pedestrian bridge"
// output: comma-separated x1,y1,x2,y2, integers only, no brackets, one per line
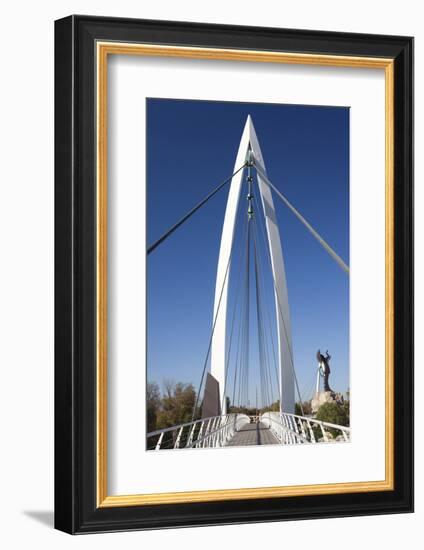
146,116,350,451
147,412,350,451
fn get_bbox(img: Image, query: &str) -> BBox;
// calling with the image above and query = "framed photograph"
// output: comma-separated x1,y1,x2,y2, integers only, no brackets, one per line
54,15,413,534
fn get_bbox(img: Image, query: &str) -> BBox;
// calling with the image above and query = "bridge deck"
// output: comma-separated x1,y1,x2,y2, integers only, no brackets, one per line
226,421,279,446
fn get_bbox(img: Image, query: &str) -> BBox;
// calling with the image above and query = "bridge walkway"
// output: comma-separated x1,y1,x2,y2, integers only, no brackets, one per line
226,421,278,446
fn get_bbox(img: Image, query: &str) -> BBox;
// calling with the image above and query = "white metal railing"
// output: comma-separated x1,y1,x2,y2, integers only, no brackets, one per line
147,413,250,450
260,412,351,444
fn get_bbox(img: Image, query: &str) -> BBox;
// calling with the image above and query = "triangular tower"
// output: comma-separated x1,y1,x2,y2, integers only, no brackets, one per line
210,116,295,415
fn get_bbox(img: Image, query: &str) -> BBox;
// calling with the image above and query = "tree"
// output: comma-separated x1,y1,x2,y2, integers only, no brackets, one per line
156,380,197,430
146,382,161,433
295,401,312,416
315,401,350,438
260,400,280,414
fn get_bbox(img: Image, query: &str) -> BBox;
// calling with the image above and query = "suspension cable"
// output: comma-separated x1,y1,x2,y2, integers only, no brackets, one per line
254,225,281,406
253,229,273,409
238,221,251,408
252,196,305,415
252,220,280,406
231,299,244,407
253,159,349,275
244,222,251,407
147,163,247,255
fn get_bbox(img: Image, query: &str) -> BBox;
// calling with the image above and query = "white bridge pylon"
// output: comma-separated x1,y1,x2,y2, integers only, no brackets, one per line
211,116,295,415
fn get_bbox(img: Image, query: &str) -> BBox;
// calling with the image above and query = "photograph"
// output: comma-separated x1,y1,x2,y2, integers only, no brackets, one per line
145,98,350,451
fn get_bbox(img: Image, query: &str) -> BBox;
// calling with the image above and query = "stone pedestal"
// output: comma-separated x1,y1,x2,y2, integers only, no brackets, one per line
311,391,344,414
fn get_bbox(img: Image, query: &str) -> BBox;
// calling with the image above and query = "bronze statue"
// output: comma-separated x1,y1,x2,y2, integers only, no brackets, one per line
316,349,333,393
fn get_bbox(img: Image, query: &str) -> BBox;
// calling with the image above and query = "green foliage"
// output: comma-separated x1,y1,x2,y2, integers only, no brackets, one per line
315,401,350,439
260,400,280,414
155,380,197,430
295,401,312,416
229,405,257,416
316,401,349,426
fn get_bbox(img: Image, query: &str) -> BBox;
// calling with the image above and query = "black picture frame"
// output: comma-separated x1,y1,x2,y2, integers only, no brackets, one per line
55,15,413,534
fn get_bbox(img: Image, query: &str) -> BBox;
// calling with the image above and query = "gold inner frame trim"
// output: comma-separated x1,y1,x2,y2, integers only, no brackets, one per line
96,42,395,507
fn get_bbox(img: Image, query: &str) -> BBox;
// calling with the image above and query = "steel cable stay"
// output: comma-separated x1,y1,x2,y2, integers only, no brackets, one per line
225,194,279,412
244,221,251,406
253,159,349,275
237,221,251,409
253,237,271,408
237,269,246,407
236,317,245,407
259,237,278,406
240,247,250,407
252,242,265,408
147,162,248,255
235,214,252,410
237,307,246,408
266,321,282,405
252,225,280,408
252,195,296,366
252,196,305,415
251,231,265,407
235,252,250,409
251,211,281,406
253,209,281,408
254,205,305,413
230,302,244,408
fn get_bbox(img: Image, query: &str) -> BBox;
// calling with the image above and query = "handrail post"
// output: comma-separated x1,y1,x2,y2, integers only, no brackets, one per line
306,419,316,442
186,422,197,448
299,419,307,439
195,420,205,448
174,426,184,449
209,417,218,447
319,423,329,442
155,432,164,450
204,418,213,448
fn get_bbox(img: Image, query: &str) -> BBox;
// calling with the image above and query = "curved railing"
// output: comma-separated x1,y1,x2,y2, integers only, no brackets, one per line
260,412,351,444
147,413,250,450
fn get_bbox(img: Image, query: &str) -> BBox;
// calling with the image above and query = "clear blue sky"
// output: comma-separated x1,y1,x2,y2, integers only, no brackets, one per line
146,98,349,406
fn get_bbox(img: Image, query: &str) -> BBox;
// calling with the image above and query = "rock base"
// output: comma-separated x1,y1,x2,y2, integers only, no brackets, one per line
311,391,344,414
